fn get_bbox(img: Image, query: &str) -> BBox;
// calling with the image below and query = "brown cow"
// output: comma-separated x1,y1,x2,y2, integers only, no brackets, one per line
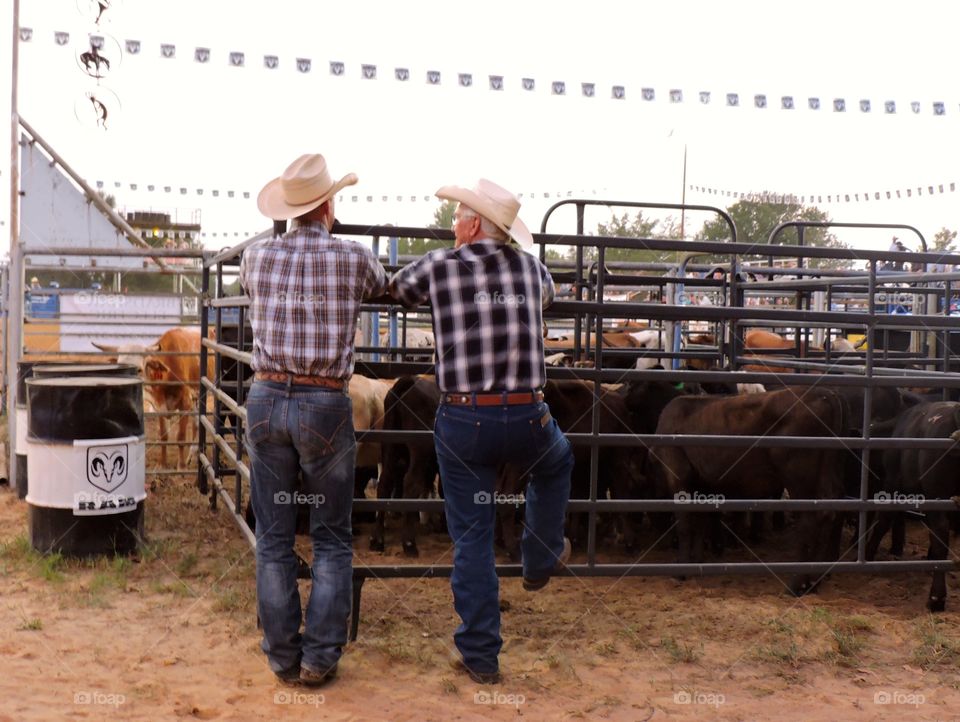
95,327,209,468
350,374,396,521
652,386,849,596
741,329,856,373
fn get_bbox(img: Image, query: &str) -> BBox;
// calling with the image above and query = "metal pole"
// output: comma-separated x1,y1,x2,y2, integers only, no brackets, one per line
680,144,687,240
7,0,21,493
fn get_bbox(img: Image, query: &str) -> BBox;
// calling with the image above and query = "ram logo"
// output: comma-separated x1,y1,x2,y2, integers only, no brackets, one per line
87,445,129,494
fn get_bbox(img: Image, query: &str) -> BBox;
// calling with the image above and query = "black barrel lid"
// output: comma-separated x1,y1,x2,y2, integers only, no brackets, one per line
26,376,144,441
33,363,140,378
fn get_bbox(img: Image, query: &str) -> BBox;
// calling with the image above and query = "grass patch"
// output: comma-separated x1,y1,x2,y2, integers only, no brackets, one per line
0,534,34,563
913,617,960,669
149,579,194,597
39,553,65,583
175,552,198,577
17,617,42,631
660,636,702,664
138,537,178,563
828,625,865,664
595,641,618,657
755,618,802,666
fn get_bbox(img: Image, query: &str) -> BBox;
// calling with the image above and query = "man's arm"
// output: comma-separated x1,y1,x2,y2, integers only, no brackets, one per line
388,254,433,309
538,259,556,309
238,249,249,295
362,247,390,301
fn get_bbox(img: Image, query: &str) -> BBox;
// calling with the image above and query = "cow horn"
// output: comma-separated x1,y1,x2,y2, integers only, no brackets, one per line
92,342,119,353
951,429,960,443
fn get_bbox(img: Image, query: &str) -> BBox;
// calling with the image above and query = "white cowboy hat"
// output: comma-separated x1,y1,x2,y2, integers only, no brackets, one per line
257,153,358,221
435,178,534,247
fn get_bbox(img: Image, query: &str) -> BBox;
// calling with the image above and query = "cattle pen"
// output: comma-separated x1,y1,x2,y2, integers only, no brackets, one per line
195,201,960,642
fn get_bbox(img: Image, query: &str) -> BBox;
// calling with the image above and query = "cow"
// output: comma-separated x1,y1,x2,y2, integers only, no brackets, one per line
379,328,434,362
494,379,651,558
631,328,681,370
242,373,396,534
652,386,850,596
369,375,442,556
865,401,960,611
543,325,647,369
94,327,208,468
740,329,856,374
640,332,765,394
350,374,396,523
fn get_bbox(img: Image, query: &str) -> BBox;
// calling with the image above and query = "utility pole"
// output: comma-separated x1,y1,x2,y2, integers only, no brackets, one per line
7,0,21,491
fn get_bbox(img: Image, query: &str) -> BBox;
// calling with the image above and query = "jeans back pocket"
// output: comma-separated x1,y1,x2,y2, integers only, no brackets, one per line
245,398,274,445
298,401,351,457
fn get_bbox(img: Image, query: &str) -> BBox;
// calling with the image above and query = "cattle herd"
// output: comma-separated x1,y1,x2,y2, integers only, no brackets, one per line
92,323,960,612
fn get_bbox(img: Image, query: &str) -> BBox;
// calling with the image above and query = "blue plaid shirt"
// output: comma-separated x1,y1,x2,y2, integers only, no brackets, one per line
389,239,555,392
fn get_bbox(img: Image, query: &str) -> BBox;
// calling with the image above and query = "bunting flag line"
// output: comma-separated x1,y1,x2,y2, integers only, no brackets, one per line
17,26,958,117
689,182,958,205
91,179,605,204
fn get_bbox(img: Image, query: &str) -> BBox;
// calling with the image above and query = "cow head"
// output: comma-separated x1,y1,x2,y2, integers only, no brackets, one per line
631,330,667,370
91,341,149,374
144,358,171,382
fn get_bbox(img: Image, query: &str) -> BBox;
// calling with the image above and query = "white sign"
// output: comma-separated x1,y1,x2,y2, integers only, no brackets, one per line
25,435,146,516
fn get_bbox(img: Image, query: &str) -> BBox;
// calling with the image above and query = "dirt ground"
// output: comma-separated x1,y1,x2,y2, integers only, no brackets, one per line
2,420,960,721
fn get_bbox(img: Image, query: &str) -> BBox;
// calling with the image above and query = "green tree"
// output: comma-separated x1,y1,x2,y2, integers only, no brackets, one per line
432,200,456,230
585,211,683,263
395,201,455,255
697,200,852,269
932,227,957,253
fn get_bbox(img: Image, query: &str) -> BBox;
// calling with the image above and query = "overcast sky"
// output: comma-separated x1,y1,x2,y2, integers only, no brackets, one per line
2,0,959,254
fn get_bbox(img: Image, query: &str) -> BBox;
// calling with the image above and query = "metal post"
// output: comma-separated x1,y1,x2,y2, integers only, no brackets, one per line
7,0,21,493
197,260,210,495
388,236,398,357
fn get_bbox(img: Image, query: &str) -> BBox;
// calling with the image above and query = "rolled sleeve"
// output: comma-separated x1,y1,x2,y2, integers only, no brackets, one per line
388,256,432,308
539,261,556,309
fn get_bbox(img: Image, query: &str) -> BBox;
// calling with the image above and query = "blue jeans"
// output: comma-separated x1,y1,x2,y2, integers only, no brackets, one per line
434,400,573,674
245,380,355,675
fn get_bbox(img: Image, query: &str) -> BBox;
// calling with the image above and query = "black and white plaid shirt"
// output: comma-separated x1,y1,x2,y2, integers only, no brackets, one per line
239,221,387,378
389,238,555,392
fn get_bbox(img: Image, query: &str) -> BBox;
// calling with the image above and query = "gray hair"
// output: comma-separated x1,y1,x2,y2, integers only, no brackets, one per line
459,204,509,243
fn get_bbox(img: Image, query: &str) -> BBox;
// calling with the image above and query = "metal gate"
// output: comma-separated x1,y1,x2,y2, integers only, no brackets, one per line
197,204,960,639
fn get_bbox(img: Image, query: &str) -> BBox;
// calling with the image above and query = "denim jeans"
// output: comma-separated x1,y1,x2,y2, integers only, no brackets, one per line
434,400,573,675
245,380,355,675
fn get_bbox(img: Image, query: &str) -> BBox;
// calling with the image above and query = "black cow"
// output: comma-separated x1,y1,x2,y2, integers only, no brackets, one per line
495,379,659,558
652,386,850,596
866,401,960,611
369,375,442,556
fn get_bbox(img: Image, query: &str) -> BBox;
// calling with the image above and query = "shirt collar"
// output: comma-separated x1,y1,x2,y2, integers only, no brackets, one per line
293,219,330,235
460,237,504,256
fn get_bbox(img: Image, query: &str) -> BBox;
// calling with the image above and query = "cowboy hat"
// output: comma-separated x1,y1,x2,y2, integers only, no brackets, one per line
435,178,534,247
257,153,358,221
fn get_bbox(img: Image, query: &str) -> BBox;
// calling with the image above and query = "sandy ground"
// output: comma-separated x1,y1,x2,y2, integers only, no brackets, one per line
2,421,960,721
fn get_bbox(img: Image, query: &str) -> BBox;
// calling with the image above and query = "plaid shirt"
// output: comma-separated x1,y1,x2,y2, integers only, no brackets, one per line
389,239,555,392
239,221,387,378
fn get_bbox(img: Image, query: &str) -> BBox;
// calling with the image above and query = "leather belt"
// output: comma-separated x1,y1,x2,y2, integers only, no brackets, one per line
254,371,346,389
443,390,544,407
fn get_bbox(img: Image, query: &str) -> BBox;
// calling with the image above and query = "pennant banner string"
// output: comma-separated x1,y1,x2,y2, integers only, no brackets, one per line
17,26,957,116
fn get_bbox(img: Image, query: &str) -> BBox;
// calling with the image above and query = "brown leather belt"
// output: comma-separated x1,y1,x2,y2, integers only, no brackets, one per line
443,390,544,407
254,371,346,389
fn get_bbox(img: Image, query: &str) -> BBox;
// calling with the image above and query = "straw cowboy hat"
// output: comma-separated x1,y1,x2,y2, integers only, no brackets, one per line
435,178,534,247
257,153,358,221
